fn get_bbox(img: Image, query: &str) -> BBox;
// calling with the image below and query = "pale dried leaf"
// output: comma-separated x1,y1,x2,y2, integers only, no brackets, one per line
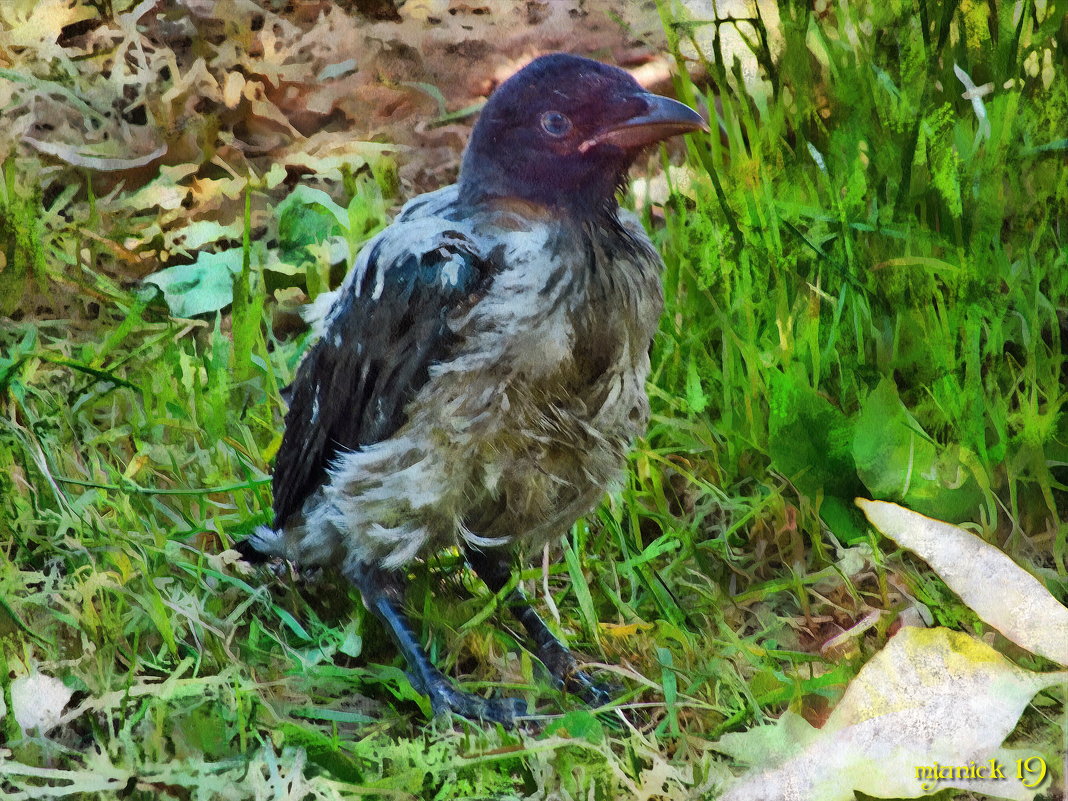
222,71,246,109
719,627,1066,801
0,0,95,62
857,499,1068,665
11,672,74,735
24,137,166,171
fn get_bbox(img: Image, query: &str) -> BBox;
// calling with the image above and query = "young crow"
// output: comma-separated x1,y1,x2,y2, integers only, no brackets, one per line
240,53,706,725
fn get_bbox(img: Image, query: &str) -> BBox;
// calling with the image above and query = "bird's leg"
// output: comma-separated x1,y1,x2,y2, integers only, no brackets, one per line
465,547,613,707
344,561,527,726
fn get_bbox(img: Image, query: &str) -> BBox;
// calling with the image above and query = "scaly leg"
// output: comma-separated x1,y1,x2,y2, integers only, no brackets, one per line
344,561,527,726
465,547,613,707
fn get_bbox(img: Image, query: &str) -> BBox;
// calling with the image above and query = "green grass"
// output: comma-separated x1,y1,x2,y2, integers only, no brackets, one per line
0,1,1065,798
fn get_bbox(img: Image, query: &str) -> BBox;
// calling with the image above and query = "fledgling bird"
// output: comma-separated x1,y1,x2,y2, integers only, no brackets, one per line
239,53,706,725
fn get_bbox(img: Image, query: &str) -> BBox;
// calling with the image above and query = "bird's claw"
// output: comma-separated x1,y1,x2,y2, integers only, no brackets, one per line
535,640,618,708
426,681,527,727
564,669,618,708
410,668,527,726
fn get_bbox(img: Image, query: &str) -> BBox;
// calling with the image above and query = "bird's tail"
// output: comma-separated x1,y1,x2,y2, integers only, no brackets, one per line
233,525,286,564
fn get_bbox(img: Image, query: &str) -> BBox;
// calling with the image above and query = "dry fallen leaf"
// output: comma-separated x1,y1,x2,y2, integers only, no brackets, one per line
856,499,1068,665
10,672,74,735
717,627,1066,801
24,137,167,171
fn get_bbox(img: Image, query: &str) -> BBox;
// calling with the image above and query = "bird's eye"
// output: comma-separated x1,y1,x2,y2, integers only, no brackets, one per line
540,111,572,138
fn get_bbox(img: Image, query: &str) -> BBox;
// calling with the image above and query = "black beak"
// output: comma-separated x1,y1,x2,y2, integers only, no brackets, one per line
579,93,708,153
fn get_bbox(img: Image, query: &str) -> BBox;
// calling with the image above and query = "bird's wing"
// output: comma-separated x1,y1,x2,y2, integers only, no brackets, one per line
271,210,493,528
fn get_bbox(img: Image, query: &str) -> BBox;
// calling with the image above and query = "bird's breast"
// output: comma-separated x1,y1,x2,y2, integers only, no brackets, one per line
427,212,665,549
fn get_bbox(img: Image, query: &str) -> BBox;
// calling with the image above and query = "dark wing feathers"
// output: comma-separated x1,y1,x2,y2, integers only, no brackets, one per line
271,230,489,528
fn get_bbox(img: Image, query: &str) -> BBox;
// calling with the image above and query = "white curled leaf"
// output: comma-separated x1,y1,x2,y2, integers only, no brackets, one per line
953,62,992,143
857,499,1068,665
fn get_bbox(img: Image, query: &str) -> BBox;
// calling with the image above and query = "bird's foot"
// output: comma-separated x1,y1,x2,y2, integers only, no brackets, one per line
536,641,618,708
413,670,528,727
560,666,618,708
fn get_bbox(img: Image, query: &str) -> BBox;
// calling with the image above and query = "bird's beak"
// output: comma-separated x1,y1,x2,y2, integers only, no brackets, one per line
578,93,708,153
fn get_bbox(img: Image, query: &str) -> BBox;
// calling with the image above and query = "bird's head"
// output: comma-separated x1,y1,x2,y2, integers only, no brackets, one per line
458,53,707,218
